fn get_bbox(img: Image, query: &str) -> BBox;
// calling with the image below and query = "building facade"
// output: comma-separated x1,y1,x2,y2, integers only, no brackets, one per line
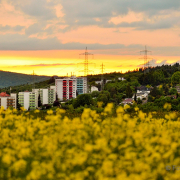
55,76,87,101
91,86,98,92
56,76,77,101
0,92,16,109
32,86,56,105
18,91,38,110
77,77,87,95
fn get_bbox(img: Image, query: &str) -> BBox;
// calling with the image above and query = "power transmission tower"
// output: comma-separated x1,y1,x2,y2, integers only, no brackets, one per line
79,47,94,77
100,63,105,91
32,70,36,90
79,47,95,93
140,46,152,74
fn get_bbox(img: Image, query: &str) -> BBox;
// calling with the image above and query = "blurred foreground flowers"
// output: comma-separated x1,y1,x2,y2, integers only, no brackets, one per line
0,103,180,179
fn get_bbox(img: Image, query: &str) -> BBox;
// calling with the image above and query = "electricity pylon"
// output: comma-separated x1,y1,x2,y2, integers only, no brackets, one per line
79,47,94,77
140,46,152,74
100,63,105,91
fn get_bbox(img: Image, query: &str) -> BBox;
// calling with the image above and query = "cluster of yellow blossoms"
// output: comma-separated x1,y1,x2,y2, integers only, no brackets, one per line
1,104,180,179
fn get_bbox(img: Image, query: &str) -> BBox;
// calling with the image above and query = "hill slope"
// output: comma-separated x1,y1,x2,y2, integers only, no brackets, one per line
0,70,50,88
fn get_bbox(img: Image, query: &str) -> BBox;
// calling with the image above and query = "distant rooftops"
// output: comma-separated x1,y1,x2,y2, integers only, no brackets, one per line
121,98,134,105
137,86,151,91
0,92,10,97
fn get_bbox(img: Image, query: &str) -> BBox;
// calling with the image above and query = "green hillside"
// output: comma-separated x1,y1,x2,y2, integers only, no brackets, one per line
0,70,50,88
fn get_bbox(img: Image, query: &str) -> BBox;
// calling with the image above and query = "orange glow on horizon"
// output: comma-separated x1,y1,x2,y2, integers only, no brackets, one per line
0,50,180,76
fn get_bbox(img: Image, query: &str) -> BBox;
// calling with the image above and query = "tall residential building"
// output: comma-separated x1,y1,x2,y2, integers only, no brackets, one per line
0,92,16,109
32,86,56,105
77,77,87,95
18,91,38,110
55,76,87,101
56,76,77,101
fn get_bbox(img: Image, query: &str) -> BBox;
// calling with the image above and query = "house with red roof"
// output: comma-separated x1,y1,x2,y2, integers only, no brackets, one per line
121,98,134,106
0,92,16,109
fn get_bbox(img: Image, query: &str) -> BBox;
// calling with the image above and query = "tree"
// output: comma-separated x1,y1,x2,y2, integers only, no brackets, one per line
38,94,42,107
148,95,153,102
163,83,169,95
48,76,55,84
73,94,93,108
16,95,21,110
97,83,101,91
56,93,58,101
134,93,137,102
171,71,180,85
169,88,177,95
97,94,108,106
149,86,160,98
153,70,165,85
137,98,142,104
91,91,100,98
110,87,117,98
126,84,133,98
53,100,60,107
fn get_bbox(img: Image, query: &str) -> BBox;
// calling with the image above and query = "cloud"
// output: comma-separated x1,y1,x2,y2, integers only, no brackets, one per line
1,0,180,53
59,0,180,31
138,59,180,68
10,63,76,68
0,33,136,50
5,0,180,33
0,25,25,32
7,0,57,20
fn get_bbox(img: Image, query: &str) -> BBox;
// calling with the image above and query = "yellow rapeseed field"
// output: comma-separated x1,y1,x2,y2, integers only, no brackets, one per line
1,103,180,179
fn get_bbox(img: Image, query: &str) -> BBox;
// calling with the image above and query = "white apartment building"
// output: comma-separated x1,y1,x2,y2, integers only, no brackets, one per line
32,86,56,105
55,76,87,101
0,92,16,109
18,91,38,110
56,76,77,101
77,77,87,95
91,86,98,92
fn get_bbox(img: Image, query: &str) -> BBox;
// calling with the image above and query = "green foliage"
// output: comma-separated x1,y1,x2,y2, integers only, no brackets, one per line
53,100,60,107
73,94,93,108
171,71,180,85
169,88,177,95
38,94,42,107
153,70,165,85
91,91,100,98
149,86,161,98
126,84,133,98
148,95,153,102
97,94,108,106
137,98,142,104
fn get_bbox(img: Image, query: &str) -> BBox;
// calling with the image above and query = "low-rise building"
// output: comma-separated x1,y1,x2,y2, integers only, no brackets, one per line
18,91,38,110
91,86,98,92
132,92,149,100
121,98,134,105
95,80,102,84
175,85,180,94
32,86,56,105
118,77,125,81
0,92,16,109
137,86,151,93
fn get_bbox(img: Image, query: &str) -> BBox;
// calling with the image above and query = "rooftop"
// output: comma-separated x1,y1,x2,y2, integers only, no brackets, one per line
0,92,10,97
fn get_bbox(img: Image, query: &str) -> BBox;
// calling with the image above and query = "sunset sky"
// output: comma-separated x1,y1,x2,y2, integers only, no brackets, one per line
0,0,180,76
